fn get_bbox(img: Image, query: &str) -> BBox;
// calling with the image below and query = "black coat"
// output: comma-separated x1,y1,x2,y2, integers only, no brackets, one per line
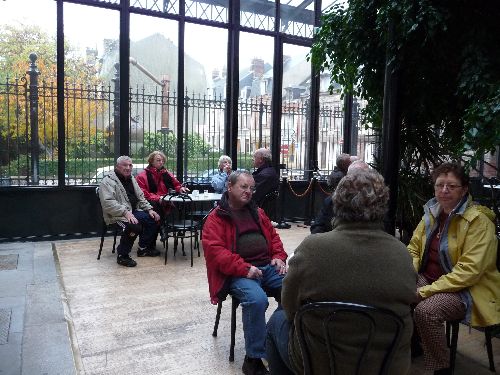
310,196,334,234
252,163,279,205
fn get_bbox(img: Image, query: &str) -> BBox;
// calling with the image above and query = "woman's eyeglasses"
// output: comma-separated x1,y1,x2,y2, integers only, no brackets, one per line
434,183,462,191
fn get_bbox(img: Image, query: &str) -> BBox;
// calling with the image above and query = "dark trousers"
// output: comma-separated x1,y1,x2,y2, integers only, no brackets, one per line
116,210,157,256
266,308,295,375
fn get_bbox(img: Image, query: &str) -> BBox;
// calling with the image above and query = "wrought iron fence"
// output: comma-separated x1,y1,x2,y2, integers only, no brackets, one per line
0,58,379,187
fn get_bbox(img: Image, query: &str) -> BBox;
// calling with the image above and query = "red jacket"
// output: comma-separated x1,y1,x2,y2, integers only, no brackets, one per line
202,195,288,304
136,166,182,202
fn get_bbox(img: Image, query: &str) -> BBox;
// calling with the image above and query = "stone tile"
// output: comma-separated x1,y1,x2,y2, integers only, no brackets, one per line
25,282,65,327
22,322,75,375
0,296,25,334
0,331,22,375
0,270,33,298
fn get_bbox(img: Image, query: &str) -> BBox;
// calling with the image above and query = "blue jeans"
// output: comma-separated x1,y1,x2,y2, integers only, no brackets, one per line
117,210,157,256
229,264,284,358
266,308,295,374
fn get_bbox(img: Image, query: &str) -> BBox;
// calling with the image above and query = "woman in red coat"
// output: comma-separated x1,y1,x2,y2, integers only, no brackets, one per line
136,151,189,251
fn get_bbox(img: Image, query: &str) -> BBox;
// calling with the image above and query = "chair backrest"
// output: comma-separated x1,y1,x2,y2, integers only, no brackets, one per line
165,193,197,230
482,177,500,272
259,190,279,221
294,301,405,375
95,186,105,219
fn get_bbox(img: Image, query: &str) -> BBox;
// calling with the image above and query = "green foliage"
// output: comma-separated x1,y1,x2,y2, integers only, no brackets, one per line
311,0,500,229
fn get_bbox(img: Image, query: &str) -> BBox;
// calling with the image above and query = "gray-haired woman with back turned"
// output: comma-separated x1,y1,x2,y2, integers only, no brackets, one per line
266,170,417,375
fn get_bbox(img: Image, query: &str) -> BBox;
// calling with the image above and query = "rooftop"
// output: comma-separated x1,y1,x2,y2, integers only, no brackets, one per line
0,226,498,374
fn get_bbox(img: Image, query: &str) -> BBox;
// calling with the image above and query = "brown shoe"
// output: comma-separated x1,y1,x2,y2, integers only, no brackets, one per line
242,356,269,375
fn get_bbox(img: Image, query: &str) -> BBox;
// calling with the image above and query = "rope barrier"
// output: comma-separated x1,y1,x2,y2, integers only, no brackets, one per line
317,182,333,196
286,178,314,198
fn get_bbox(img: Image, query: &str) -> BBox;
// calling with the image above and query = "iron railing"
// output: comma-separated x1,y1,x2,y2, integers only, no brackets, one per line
0,57,378,186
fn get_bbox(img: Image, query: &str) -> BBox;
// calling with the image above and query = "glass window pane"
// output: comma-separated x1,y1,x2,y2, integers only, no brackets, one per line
184,23,227,181
282,44,310,178
64,3,119,185
129,14,178,173
317,73,343,174
241,0,275,32
238,32,274,169
0,0,57,186
280,0,314,38
130,0,179,15
186,0,228,23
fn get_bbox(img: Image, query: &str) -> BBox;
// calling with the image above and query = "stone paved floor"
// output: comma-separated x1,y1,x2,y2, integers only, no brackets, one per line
0,224,498,374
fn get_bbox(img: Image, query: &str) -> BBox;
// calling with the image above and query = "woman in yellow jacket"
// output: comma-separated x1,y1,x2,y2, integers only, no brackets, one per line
407,162,499,375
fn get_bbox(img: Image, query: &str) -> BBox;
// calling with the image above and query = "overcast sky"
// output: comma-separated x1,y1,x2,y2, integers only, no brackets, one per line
0,0,311,73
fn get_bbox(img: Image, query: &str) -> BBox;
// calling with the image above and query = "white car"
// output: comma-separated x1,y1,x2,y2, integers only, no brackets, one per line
89,163,148,184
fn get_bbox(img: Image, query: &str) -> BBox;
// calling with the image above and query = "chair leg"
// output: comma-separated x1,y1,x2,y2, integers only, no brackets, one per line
230,296,238,362
190,237,194,267
164,238,169,265
485,327,496,372
449,321,459,375
97,223,106,260
112,229,118,254
212,301,223,337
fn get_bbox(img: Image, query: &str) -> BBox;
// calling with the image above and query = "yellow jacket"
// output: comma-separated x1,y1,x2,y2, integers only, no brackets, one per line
408,195,499,327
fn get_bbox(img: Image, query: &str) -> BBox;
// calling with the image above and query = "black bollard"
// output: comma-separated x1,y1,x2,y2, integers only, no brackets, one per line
276,176,291,229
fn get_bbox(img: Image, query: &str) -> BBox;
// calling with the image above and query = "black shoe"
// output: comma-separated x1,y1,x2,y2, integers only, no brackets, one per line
242,356,269,375
117,255,137,267
434,368,451,375
137,246,161,257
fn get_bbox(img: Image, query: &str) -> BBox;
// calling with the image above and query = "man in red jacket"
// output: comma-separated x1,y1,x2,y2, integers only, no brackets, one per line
202,170,288,375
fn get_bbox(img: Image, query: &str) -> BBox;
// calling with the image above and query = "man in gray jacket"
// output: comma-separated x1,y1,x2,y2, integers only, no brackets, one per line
98,156,160,267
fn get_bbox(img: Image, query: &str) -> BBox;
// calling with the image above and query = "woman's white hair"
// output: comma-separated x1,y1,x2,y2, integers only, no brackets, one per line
218,155,232,169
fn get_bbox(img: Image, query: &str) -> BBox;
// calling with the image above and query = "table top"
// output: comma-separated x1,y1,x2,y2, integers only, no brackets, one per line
163,192,222,202
483,184,500,190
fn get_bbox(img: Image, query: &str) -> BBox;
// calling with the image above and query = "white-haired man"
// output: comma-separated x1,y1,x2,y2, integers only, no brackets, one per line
99,156,160,267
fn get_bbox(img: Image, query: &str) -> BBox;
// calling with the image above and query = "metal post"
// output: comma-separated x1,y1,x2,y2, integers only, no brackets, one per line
27,53,40,185
183,95,190,181
382,20,401,235
112,63,120,161
342,93,353,154
258,100,264,148
304,177,317,225
276,176,291,229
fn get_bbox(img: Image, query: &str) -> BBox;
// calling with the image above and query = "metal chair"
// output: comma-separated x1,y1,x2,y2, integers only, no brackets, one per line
161,193,199,267
212,288,281,362
96,187,123,260
295,301,405,375
446,320,497,373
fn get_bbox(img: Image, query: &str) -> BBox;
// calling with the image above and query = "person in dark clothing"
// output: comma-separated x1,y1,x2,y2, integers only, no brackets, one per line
310,196,334,234
252,148,279,206
98,156,161,267
326,153,351,188
311,154,351,234
311,158,371,234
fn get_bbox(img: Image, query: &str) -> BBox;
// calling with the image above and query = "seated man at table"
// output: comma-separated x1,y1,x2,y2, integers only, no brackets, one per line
202,170,288,375
252,148,279,206
99,155,161,266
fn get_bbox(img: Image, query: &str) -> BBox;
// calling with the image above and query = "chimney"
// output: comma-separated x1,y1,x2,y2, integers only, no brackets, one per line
251,58,265,78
